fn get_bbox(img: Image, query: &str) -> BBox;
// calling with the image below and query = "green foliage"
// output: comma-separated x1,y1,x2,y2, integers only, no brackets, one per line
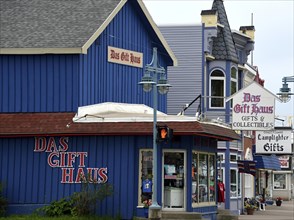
36,198,73,217
71,175,113,216
0,183,8,217
0,215,119,220
35,174,113,217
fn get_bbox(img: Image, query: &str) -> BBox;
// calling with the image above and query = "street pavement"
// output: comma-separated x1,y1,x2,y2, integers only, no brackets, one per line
238,200,294,220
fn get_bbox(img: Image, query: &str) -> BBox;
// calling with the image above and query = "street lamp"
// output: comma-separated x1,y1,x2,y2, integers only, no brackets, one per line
139,47,171,213
277,76,294,102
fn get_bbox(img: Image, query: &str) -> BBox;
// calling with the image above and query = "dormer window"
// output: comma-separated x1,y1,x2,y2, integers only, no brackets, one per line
210,69,225,108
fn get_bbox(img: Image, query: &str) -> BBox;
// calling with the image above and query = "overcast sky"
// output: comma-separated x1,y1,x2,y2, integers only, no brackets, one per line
143,0,294,126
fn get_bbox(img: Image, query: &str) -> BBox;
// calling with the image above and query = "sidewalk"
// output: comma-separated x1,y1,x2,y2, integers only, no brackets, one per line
238,200,294,220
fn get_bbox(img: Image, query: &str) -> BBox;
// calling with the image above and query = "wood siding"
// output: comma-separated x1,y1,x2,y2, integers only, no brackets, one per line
0,136,139,218
160,25,203,116
0,1,171,113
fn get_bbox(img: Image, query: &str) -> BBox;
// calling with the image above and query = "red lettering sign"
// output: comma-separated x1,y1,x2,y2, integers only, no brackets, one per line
34,137,108,184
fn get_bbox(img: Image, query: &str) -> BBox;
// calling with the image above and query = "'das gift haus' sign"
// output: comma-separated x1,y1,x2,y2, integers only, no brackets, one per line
108,46,143,68
34,137,108,184
228,81,276,130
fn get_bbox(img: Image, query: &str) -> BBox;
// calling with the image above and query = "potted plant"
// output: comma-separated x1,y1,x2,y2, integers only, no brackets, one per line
143,199,152,218
244,198,257,215
275,197,282,206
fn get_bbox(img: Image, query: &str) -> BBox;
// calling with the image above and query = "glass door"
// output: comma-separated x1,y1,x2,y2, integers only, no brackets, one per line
162,150,185,211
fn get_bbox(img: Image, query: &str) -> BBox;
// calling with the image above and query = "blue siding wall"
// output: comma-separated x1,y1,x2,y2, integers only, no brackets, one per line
0,135,142,219
78,1,170,111
0,135,218,219
0,55,79,112
0,1,171,113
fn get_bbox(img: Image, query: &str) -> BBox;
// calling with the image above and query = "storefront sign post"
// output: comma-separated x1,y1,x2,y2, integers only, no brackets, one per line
139,47,171,217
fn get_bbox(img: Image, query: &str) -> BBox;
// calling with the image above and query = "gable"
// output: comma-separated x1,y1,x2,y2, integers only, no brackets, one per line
0,0,177,66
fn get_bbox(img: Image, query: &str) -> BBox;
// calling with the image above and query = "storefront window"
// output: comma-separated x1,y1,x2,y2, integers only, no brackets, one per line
273,173,286,189
138,150,153,206
192,152,216,206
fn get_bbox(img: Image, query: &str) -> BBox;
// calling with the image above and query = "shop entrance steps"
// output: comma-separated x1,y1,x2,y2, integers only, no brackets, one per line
134,211,204,220
161,211,203,219
217,209,238,220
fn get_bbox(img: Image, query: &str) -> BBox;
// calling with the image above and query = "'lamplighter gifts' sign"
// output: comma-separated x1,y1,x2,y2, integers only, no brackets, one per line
34,137,108,184
256,129,292,154
229,81,276,130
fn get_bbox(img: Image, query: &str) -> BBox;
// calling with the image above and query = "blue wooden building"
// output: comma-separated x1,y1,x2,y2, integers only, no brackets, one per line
0,0,240,219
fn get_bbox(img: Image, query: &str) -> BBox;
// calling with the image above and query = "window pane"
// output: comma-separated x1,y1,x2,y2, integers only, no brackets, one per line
230,169,237,197
211,79,224,107
199,154,208,202
231,81,237,95
192,152,216,205
230,155,237,162
238,172,241,197
140,151,153,206
192,153,198,203
209,155,216,202
231,68,237,79
211,70,224,77
274,174,286,189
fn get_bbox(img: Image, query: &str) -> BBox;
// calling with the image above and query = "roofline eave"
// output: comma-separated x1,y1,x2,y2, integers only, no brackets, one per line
0,47,84,55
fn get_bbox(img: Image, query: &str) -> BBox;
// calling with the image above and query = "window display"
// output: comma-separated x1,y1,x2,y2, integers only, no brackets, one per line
192,152,216,206
139,150,153,206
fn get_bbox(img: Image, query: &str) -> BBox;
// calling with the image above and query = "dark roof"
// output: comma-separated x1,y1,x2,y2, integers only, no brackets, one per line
201,9,217,15
0,113,240,141
0,0,120,49
211,0,238,62
0,0,178,65
239,26,255,31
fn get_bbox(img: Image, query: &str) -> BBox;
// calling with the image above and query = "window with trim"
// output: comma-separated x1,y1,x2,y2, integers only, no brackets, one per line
192,152,216,206
218,168,225,182
230,169,237,198
230,67,238,107
217,153,225,164
273,173,286,189
230,154,237,163
138,150,153,206
238,172,241,197
210,70,225,108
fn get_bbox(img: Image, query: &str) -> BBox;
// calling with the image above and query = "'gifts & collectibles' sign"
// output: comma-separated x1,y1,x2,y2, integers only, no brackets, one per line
255,129,292,154
229,81,276,130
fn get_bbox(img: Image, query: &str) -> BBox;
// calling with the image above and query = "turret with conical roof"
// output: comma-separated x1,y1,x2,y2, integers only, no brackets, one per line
211,0,239,62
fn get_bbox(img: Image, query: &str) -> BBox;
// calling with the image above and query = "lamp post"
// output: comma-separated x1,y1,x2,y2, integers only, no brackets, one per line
139,47,171,215
277,76,294,102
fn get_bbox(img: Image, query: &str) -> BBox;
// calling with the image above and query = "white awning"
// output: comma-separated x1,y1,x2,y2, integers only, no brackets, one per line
73,102,198,123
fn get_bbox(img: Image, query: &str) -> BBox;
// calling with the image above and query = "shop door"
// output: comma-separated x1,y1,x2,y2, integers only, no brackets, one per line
162,150,186,211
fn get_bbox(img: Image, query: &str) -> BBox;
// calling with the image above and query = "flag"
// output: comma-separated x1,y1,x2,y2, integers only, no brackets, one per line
237,160,256,176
